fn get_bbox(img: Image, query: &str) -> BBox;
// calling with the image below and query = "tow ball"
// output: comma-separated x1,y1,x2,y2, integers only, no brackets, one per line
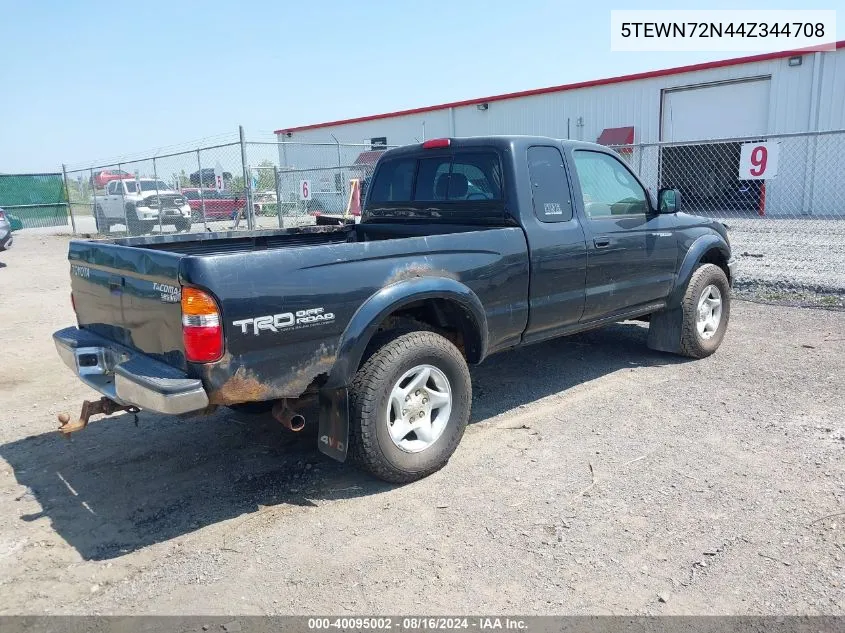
57,397,140,436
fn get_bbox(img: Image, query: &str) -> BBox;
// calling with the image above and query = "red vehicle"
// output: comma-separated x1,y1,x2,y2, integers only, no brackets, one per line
90,169,135,189
182,188,246,221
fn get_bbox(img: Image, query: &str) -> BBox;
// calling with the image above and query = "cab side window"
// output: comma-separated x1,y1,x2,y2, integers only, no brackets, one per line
527,146,573,222
572,150,648,218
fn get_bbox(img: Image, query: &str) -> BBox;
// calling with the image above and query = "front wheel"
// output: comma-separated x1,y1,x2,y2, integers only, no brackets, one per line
349,330,471,483
174,218,191,232
679,263,731,358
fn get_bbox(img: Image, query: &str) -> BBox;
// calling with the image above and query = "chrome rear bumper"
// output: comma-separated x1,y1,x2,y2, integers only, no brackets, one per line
53,326,208,415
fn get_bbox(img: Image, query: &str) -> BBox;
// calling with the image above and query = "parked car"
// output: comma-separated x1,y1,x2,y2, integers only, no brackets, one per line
94,178,191,234
182,188,246,221
54,136,736,484
90,169,134,189
0,207,12,251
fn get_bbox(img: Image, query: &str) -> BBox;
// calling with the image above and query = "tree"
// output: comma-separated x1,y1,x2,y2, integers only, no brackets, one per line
254,160,276,192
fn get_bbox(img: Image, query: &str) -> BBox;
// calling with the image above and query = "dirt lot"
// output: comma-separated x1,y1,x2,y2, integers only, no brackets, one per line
0,233,843,616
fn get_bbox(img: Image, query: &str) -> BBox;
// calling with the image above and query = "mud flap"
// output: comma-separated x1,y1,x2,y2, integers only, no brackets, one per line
318,387,349,462
646,307,683,354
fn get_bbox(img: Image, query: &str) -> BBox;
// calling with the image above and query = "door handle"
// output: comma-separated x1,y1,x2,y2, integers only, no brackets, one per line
108,275,124,293
593,236,611,248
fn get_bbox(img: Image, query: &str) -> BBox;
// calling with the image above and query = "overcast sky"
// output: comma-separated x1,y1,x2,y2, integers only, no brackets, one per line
0,0,838,171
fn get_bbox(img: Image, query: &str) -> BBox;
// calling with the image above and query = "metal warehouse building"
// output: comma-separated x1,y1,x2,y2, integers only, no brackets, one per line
275,43,845,217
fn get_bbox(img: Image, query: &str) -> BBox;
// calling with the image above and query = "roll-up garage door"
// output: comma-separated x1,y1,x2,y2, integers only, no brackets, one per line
661,77,771,142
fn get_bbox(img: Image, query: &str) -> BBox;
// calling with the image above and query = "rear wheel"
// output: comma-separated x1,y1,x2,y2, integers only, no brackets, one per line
678,263,731,358
125,205,143,236
94,205,110,233
348,330,471,483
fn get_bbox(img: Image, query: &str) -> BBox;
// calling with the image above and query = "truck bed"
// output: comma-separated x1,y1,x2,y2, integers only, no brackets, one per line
108,223,505,257
68,221,530,396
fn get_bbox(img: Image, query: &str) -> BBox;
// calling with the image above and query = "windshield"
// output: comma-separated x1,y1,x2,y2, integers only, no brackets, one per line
139,180,171,192
124,180,170,193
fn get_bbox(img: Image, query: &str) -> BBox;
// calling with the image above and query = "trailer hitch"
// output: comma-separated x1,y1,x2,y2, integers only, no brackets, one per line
57,397,140,436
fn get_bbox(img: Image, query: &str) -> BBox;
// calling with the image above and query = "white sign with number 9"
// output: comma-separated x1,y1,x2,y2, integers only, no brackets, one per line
739,142,779,180
299,179,312,201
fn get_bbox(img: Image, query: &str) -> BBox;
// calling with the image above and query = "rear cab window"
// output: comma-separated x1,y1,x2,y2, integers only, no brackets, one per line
369,151,503,204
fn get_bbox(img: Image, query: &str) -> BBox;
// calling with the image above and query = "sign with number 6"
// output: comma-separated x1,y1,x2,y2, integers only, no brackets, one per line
299,179,312,201
739,142,779,180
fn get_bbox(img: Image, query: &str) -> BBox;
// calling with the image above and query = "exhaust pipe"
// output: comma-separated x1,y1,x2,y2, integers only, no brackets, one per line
272,399,306,432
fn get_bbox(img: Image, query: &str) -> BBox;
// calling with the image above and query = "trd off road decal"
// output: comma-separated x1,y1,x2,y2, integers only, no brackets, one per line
232,307,335,335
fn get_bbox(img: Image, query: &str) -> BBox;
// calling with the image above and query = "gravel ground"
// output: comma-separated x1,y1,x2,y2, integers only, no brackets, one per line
0,233,843,616
715,217,845,308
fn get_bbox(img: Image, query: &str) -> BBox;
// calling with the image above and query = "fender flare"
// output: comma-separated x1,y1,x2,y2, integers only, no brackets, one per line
324,276,488,390
669,234,731,308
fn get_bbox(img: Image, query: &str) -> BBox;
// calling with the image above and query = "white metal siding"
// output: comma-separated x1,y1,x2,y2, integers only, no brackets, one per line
280,51,842,147
277,47,844,217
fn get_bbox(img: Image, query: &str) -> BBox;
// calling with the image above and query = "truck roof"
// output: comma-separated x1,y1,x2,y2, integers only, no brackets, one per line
379,136,609,159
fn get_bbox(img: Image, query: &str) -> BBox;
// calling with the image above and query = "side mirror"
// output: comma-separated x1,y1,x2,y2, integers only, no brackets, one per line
658,188,682,214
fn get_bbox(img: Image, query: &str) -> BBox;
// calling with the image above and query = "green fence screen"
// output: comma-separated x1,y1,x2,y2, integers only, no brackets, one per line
0,173,69,228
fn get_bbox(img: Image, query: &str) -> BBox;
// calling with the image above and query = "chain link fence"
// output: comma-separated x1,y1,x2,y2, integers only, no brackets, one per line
247,141,386,224
61,136,388,236
4,127,843,306
610,130,845,307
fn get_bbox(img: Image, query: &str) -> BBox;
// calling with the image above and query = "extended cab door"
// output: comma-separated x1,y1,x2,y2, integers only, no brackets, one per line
568,149,678,322
521,145,588,343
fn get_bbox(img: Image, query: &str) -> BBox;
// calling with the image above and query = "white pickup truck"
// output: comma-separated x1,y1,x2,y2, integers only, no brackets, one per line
94,178,192,234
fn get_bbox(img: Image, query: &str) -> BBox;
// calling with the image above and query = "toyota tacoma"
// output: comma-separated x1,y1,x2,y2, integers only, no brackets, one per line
54,136,736,483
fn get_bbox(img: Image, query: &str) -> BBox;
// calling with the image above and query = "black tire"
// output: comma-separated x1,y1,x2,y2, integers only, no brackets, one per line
125,205,143,235
679,263,731,359
348,330,471,484
94,205,110,233
175,218,191,232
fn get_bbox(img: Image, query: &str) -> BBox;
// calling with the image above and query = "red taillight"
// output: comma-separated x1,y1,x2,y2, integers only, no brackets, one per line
422,138,451,149
181,287,223,362
183,324,223,362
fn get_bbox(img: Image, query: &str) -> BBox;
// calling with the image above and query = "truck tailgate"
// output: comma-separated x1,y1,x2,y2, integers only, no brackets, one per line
68,240,187,369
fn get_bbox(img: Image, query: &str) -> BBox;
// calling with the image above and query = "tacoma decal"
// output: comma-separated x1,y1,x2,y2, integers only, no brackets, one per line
153,282,181,303
70,265,90,279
